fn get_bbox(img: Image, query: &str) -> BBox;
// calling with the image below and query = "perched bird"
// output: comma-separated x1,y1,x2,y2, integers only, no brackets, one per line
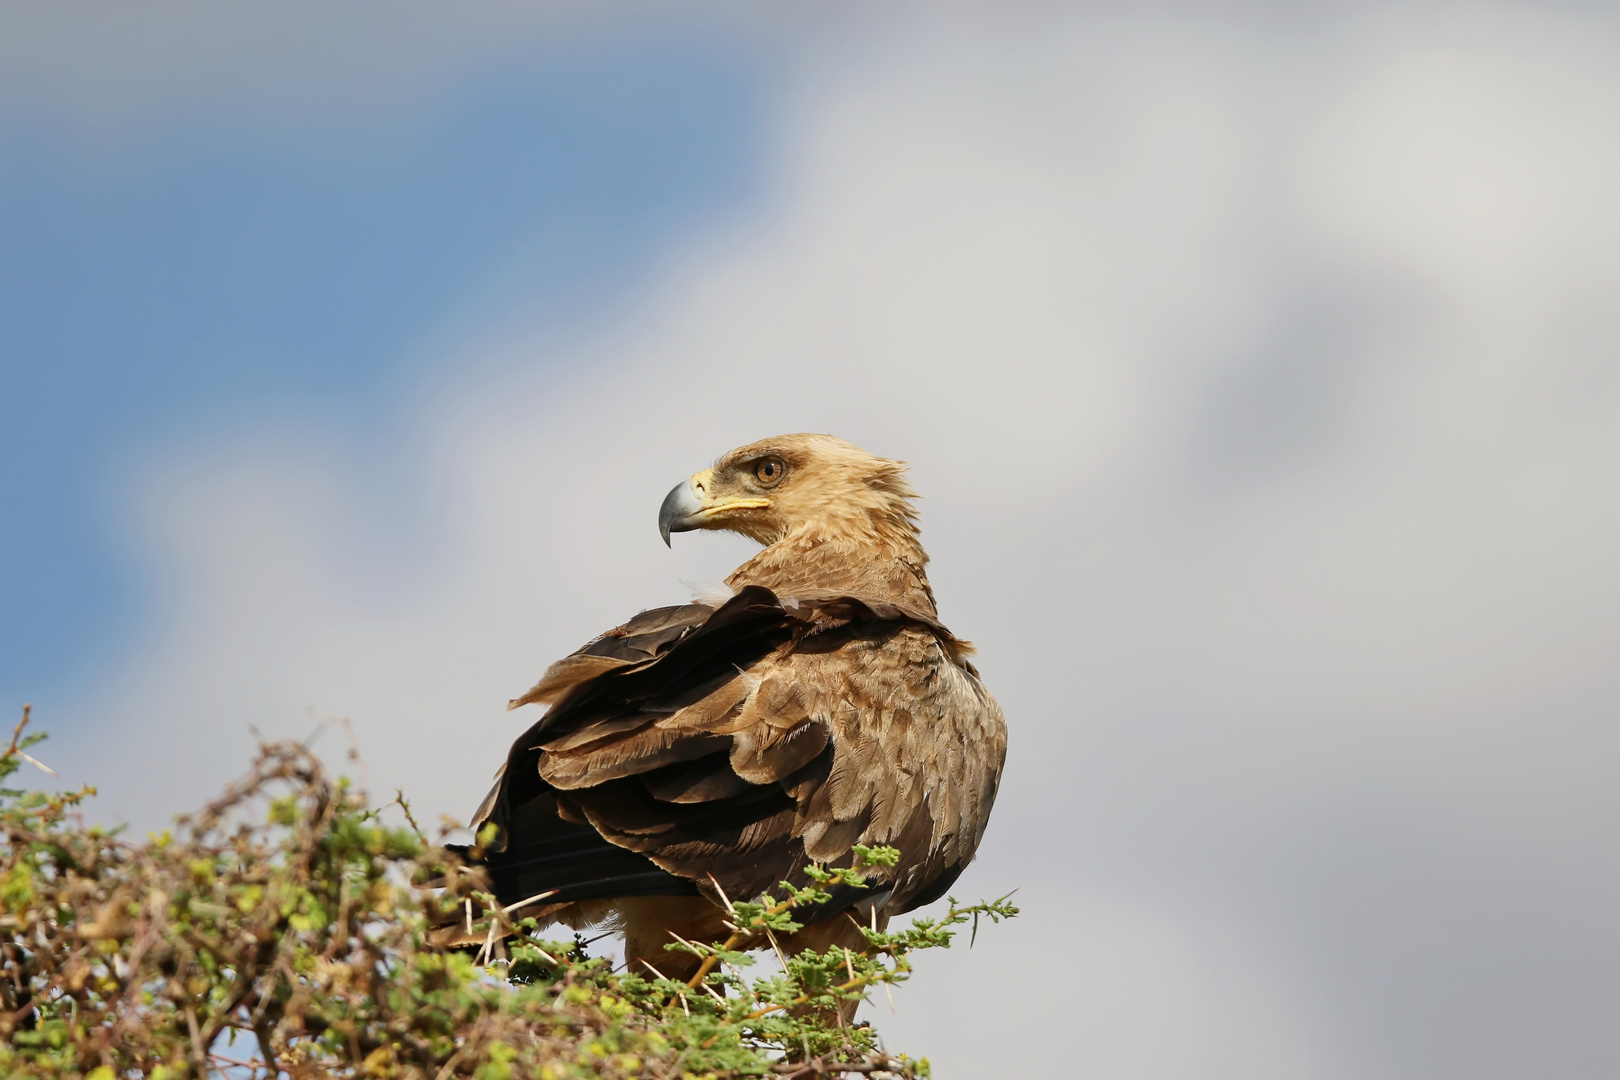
463,434,1006,980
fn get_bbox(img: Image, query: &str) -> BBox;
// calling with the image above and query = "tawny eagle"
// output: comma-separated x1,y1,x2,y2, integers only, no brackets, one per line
463,434,1006,979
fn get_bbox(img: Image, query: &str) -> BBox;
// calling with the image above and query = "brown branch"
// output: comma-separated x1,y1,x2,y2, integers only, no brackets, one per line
4,704,30,759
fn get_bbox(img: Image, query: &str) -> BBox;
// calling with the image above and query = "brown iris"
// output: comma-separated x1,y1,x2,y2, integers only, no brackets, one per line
754,457,785,485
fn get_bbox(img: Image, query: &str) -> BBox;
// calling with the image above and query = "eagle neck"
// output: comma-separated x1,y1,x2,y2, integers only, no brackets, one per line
725,522,937,617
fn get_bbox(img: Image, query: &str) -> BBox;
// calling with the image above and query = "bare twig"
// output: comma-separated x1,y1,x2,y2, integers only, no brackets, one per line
393,789,428,846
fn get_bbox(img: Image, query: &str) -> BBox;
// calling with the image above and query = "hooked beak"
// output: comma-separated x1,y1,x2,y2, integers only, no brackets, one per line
658,468,771,546
658,477,704,546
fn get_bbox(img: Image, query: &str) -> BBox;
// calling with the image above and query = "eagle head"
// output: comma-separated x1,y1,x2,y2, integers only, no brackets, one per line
658,433,917,548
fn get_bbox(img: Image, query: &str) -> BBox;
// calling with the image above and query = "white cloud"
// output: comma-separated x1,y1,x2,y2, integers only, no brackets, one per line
50,5,1620,1077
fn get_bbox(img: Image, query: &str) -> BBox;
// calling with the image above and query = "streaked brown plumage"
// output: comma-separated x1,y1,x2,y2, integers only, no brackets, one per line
464,434,1006,981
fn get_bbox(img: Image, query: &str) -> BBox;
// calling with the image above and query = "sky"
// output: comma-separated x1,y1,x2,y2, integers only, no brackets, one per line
5,3,1620,1077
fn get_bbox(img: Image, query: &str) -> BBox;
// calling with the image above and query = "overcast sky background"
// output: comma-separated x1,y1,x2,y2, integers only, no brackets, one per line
5,3,1619,1076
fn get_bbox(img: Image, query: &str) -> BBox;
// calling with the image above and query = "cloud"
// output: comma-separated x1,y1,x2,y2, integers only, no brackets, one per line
47,5,1620,1077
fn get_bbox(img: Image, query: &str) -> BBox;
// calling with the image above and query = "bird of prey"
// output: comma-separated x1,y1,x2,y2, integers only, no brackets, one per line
463,434,1006,980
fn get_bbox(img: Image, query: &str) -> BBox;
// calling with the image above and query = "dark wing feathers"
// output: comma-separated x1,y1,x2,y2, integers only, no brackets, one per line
466,790,700,908
640,752,755,804
540,729,733,789
474,584,1004,919
508,654,630,711
506,602,722,711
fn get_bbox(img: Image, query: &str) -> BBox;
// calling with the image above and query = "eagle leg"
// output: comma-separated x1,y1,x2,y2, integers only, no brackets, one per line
616,895,734,984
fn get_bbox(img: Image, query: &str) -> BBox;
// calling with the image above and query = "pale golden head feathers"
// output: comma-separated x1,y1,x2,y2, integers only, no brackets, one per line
660,433,920,549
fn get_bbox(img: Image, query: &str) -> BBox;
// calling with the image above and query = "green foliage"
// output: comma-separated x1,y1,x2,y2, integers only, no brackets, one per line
0,708,1016,1078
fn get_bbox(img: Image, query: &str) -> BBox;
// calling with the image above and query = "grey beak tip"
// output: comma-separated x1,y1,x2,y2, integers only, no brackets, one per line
658,477,703,547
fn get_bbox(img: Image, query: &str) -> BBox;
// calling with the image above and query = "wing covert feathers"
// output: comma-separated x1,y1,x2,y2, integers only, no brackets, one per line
478,585,1006,918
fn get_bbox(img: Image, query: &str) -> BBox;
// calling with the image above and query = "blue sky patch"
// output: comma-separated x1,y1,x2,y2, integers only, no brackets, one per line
0,32,766,710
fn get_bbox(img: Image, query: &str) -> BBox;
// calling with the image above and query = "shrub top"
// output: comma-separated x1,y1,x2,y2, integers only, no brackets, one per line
0,708,1015,1079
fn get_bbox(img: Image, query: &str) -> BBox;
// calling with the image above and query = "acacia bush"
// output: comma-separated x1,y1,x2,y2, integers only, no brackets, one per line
0,709,1015,1079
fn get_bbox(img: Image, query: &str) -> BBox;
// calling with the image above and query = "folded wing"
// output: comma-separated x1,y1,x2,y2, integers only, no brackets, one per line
473,585,1005,920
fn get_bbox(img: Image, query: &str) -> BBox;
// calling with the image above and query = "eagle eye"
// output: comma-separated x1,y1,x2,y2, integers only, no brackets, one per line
754,457,786,486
